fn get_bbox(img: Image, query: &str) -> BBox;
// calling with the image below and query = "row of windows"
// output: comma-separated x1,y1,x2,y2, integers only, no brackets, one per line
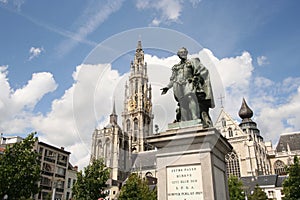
226,153,289,177
126,118,139,132
39,147,68,166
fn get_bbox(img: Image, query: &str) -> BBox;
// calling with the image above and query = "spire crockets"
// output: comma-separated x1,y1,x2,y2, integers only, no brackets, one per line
132,40,146,74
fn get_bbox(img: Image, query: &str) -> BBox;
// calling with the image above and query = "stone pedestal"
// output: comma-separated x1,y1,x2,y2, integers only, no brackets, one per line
147,123,232,200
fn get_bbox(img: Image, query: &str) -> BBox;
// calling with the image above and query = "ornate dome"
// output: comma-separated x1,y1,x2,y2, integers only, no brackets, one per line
238,98,253,120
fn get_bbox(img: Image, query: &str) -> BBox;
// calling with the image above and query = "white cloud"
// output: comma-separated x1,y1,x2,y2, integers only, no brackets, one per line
12,72,56,109
56,0,124,56
1,48,300,169
250,76,300,142
13,0,25,10
0,66,57,133
1,0,25,10
31,63,124,169
197,50,300,146
257,55,269,66
28,47,44,60
190,0,202,8
138,0,182,25
255,85,300,143
0,50,265,168
135,0,201,26
203,50,254,118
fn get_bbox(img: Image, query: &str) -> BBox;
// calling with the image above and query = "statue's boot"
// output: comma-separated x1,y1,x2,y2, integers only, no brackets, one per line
201,112,212,128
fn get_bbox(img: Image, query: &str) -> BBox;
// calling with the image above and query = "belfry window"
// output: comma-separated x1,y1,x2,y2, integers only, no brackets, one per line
134,118,138,141
135,80,138,93
126,119,130,132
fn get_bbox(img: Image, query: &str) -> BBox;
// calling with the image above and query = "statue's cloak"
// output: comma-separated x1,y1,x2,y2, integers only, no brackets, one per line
190,57,215,109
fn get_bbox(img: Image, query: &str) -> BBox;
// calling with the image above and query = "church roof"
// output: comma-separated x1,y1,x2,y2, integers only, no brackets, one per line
105,99,120,128
240,175,287,192
276,131,300,152
131,150,157,171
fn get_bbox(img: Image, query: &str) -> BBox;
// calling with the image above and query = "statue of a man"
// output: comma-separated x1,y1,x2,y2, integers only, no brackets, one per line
161,47,215,127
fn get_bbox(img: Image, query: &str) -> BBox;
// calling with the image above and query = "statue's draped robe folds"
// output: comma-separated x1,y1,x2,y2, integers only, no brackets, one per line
167,57,214,127
190,57,214,108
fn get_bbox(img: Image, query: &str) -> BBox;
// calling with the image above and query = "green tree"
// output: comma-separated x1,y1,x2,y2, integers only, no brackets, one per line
72,158,110,200
248,184,268,200
283,156,300,200
0,132,40,200
228,175,245,200
119,173,157,200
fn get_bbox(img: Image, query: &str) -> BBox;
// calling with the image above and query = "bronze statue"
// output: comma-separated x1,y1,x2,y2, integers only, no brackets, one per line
161,47,215,127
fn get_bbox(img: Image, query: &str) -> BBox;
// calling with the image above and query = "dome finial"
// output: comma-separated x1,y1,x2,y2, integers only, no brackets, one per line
238,98,253,121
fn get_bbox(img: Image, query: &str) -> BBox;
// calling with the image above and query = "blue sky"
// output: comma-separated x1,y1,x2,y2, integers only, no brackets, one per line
1,0,300,168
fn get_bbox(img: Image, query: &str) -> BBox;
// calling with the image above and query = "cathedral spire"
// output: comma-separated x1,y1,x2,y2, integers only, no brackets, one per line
137,40,142,50
112,99,116,114
110,99,118,125
122,40,153,153
134,40,144,67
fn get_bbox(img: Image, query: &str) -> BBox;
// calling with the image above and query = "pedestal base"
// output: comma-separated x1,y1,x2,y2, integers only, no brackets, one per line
147,125,232,200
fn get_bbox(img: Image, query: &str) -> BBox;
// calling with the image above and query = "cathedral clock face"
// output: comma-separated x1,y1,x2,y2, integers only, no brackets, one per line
128,99,137,111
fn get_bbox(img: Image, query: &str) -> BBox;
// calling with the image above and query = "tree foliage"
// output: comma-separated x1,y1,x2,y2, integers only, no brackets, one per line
247,184,268,200
72,158,110,200
0,132,40,200
119,173,157,200
283,156,300,200
228,175,245,200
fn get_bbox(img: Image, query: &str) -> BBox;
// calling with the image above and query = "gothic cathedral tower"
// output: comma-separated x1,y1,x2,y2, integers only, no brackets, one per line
122,41,154,153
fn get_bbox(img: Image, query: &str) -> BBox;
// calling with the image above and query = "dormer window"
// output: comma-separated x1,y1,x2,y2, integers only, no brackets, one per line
228,127,233,137
221,118,226,127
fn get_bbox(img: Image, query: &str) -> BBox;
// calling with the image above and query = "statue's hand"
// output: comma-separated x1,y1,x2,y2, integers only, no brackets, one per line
161,87,169,95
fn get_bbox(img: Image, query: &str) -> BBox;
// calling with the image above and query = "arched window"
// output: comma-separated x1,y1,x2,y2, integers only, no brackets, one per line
97,140,102,158
221,117,226,127
145,172,153,177
104,138,111,167
119,138,123,149
228,127,233,137
135,79,138,93
225,151,241,177
134,118,138,142
126,119,130,132
274,160,286,175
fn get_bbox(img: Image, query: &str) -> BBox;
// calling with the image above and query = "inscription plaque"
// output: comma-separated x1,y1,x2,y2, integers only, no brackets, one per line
167,164,203,200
